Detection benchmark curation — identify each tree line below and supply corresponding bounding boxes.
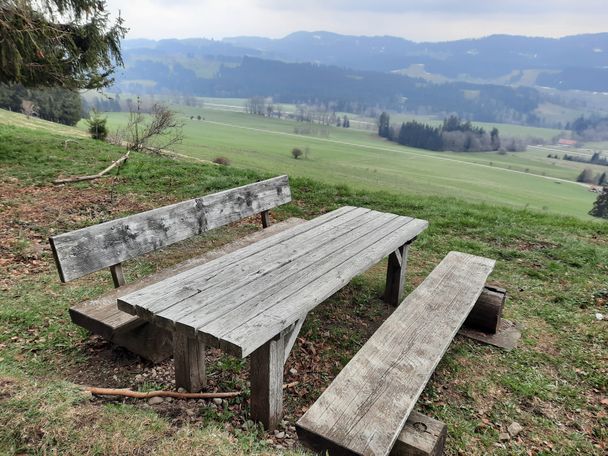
[567,115,608,142]
[563,152,608,168]
[377,113,523,152]
[0,83,82,125]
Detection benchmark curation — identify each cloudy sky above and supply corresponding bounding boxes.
[105,0,607,42]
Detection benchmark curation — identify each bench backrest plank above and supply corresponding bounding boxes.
[50,175,291,282]
[296,251,495,456]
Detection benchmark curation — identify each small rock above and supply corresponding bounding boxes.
[499,432,511,442]
[507,422,524,437]
[148,396,163,405]
[164,396,173,403]
[213,398,223,405]
[596,313,604,321]
[288,425,296,432]
[274,430,285,439]
[177,387,186,393]
[289,368,298,375]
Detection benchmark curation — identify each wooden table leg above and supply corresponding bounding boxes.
[383,240,413,306]
[250,332,285,430]
[173,330,206,392]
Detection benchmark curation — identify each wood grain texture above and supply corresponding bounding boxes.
[219,218,428,357]
[250,332,285,430]
[392,411,447,456]
[174,329,206,392]
[165,210,398,337]
[68,218,305,355]
[110,263,126,288]
[118,206,361,317]
[463,286,506,334]
[384,243,410,306]
[118,210,426,358]
[128,208,377,328]
[296,252,495,456]
[50,175,290,282]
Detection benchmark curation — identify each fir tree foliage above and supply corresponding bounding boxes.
[86,109,108,140]
[589,187,608,219]
[0,0,126,89]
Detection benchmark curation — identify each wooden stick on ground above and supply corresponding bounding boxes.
[83,382,298,400]
[53,151,130,185]
[84,386,240,399]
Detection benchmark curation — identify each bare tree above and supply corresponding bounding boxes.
[124,99,184,152]
[21,99,38,118]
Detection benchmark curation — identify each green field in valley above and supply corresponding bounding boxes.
[86,104,602,220]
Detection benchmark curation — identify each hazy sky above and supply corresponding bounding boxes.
[105,0,608,41]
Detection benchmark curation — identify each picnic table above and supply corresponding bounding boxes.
[117,205,428,429]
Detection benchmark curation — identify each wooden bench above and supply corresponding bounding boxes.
[49,175,292,362]
[296,251,498,455]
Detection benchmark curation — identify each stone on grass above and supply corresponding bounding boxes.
[499,432,511,442]
[148,396,163,405]
[213,398,223,405]
[508,421,524,437]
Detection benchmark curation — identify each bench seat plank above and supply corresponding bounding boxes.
[296,252,495,456]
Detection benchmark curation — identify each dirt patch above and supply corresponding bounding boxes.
[0,377,17,401]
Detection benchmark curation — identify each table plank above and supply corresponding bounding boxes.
[296,252,495,456]
[219,218,428,357]
[164,211,402,335]
[135,207,376,324]
[119,206,359,315]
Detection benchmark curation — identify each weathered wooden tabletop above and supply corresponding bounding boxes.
[118,206,428,358]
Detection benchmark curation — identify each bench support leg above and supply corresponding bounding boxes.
[384,241,412,306]
[250,332,285,430]
[173,330,206,392]
[261,210,271,228]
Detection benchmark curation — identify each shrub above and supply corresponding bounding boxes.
[590,187,608,218]
[291,148,303,159]
[213,156,230,166]
[87,110,108,140]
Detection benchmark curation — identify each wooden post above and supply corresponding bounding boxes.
[110,263,125,288]
[392,411,447,456]
[173,330,206,392]
[261,210,271,228]
[464,285,506,334]
[383,241,411,306]
[250,333,285,430]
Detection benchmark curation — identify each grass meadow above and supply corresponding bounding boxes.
[0,119,606,455]
[86,106,601,219]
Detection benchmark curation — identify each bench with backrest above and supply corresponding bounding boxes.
[49,175,292,362]
[296,251,502,456]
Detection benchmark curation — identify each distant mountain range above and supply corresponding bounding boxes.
[121,31,608,89]
[111,31,608,125]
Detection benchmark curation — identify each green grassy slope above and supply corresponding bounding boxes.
[93,108,598,219]
[0,121,606,455]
